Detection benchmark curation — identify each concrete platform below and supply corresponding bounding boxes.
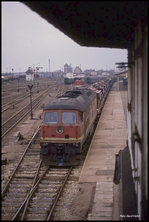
[79,85,127,220]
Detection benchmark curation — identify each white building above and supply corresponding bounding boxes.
[25,67,34,81]
[90,71,97,76]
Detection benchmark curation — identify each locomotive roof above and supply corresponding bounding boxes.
[44,87,96,112]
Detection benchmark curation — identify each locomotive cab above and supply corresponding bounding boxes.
[40,109,84,166]
[41,109,84,140]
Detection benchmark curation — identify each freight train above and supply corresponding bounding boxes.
[40,76,115,166]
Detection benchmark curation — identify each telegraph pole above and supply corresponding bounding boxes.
[27,84,33,119]
[48,59,50,78]
[17,78,19,92]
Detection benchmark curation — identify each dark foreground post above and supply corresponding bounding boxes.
[27,84,33,119]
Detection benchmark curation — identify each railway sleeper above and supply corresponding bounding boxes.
[3,188,28,194]
[38,183,60,188]
[25,214,47,220]
[14,175,35,179]
[9,179,35,183]
[31,195,56,201]
[30,202,54,208]
[26,207,52,213]
[46,172,68,176]
[36,188,58,193]
[9,183,32,188]
[14,170,37,174]
[4,192,27,198]
[2,206,21,214]
[32,193,56,199]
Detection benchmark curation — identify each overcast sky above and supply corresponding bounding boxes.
[2,1,128,73]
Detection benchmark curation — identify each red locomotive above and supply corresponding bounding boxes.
[40,87,97,166]
[40,77,115,166]
[74,79,85,87]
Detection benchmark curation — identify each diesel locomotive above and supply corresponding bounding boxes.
[40,77,115,166]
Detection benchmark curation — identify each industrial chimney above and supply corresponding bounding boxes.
[49,59,50,73]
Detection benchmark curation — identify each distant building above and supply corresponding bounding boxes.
[73,66,82,74]
[64,63,72,73]
[73,66,85,80]
[25,67,34,81]
[90,71,97,76]
[84,69,95,75]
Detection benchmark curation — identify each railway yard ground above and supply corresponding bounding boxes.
[1,78,127,220]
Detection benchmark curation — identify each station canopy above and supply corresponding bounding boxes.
[23,1,147,49]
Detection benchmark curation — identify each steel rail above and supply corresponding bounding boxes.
[1,94,30,113]
[46,167,73,221]
[2,82,60,126]
[1,99,41,138]
[11,165,50,221]
[2,99,35,127]
[2,85,52,127]
[1,84,57,138]
[11,167,72,221]
[19,166,50,221]
[2,82,65,139]
[1,126,41,198]
[10,160,46,221]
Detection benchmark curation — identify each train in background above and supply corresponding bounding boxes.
[64,72,113,86]
[64,73,100,85]
[64,72,74,84]
[40,76,116,166]
[74,79,85,87]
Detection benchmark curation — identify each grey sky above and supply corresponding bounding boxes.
[2,1,128,73]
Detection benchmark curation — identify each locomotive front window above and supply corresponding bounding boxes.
[44,112,58,124]
[62,112,76,124]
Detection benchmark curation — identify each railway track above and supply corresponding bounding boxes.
[2,80,114,221]
[2,126,73,220]
[1,79,55,106]
[2,82,73,139]
[1,81,58,115]
[1,94,30,113]
[2,95,42,138]
[2,82,81,220]
[1,85,49,109]
[1,88,40,110]
[2,85,27,104]
[1,83,60,138]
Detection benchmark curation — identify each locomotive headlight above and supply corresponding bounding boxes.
[56,127,63,134]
